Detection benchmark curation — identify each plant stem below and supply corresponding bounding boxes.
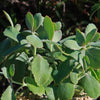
[34,47,36,56]
[12,80,22,85]
[15,85,25,97]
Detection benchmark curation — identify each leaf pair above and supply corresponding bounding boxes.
[25,12,43,32]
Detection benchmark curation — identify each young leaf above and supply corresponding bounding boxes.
[9,64,15,77]
[15,24,21,31]
[3,10,14,27]
[86,47,100,69]
[56,21,62,30]
[52,30,62,42]
[80,73,100,98]
[85,29,97,44]
[43,16,54,40]
[25,12,34,31]
[64,40,81,50]
[31,55,53,86]
[1,86,16,100]
[25,77,45,96]
[1,67,9,79]
[26,35,43,48]
[76,29,85,46]
[33,13,43,31]
[85,23,97,36]
[4,27,20,42]
[57,83,74,100]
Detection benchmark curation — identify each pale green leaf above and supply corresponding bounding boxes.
[52,30,62,42]
[26,35,43,48]
[3,11,14,27]
[55,21,62,30]
[85,23,97,36]
[4,27,20,42]
[64,40,81,50]
[1,86,16,100]
[1,67,9,79]
[15,24,21,31]
[31,55,52,86]
[46,87,55,100]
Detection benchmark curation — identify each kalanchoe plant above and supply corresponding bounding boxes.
[1,11,100,100]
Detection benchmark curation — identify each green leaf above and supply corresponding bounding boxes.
[9,64,15,77]
[43,16,54,40]
[0,38,11,55]
[13,60,25,82]
[86,47,100,69]
[4,27,20,42]
[1,86,16,100]
[70,72,78,84]
[36,26,48,39]
[56,21,62,30]
[46,87,55,100]
[25,12,34,31]
[3,10,14,27]
[85,29,97,44]
[33,13,43,31]
[76,29,85,46]
[64,40,81,50]
[89,40,100,47]
[80,73,100,98]
[53,23,57,31]
[70,51,83,67]
[2,44,25,57]
[15,24,21,31]
[26,35,43,48]
[16,52,29,63]
[1,67,9,79]
[52,30,62,42]
[31,55,53,86]
[95,69,100,82]
[25,77,45,96]
[53,59,75,83]
[92,32,100,42]
[57,83,74,100]
[85,23,97,36]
